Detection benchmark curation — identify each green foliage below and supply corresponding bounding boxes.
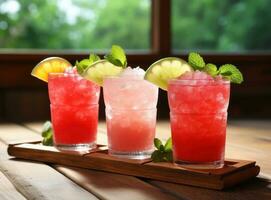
[0,0,270,51]
[151,138,173,162]
[172,0,271,51]
[0,0,150,50]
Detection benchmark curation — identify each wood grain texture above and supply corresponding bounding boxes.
[7,143,260,190]
[0,124,98,200]
[155,120,271,178]
[23,122,180,200]
[0,171,26,200]
[56,165,178,200]
[22,121,271,199]
[0,123,42,145]
[148,178,271,200]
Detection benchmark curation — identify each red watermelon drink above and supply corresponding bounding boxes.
[48,68,100,150]
[144,53,243,168]
[168,71,230,168]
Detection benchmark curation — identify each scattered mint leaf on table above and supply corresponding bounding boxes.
[42,121,53,146]
[188,52,205,70]
[151,137,173,162]
[105,45,127,68]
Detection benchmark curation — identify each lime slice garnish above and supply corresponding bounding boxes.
[81,60,124,86]
[31,57,72,82]
[144,57,193,90]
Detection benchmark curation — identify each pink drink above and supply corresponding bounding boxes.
[103,68,158,159]
[48,71,100,150]
[168,72,230,168]
[105,109,157,152]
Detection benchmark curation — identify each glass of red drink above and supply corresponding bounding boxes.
[168,73,230,168]
[48,72,100,151]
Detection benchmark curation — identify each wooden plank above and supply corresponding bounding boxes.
[150,121,271,199]
[0,124,98,200]
[56,165,178,200]
[23,122,271,199]
[0,171,26,200]
[156,121,271,178]
[22,122,179,199]
[0,123,42,145]
[7,143,260,190]
[148,178,271,200]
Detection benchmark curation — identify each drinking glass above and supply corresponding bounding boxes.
[103,76,158,159]
[168,78,230,168]
[48,73,100,151]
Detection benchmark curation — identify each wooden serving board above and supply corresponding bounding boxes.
[7,142,260,190]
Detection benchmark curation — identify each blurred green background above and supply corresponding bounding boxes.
[0,0,270,51]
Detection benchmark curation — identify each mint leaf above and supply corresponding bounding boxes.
[89,53,100,62]
[151,137,173,163]
[165,151,173,162]
[154,138,162,149]
[186,52,244,84]
[159,145,165,152]
[188,52,205,70]
[218,64,244,84]
[43,136,53,146]
[41,121,53,146]
[164,137,172,152]
[104,45,127,68]
[204,63,217,76]
[75,53,100,74]
[42,121,52,137]
[151,150,163,162]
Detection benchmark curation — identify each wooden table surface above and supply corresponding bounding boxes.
[0,120,270,200]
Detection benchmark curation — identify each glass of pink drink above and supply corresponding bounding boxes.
[48,70,100,151]
[168,72,230,168]
[103,68,158,159]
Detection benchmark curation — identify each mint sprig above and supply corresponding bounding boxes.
[42,121,53,146]
[104,45,127,68]
[204,63,217,76]
[151,138,173,162]
[188,52,244,84]
[75,53,100,74]
[188,52,205,70]
[218,64,243,84]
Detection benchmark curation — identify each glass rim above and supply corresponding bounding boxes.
[104,75,146,81]
[168,78,230,85]
[105,107,157,111]
[48,72,81,78]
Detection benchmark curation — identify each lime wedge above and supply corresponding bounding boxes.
[31,57,72,82]
[144,57,193,90]
[82,60,124,86]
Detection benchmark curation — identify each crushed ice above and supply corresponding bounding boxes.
[119,67,145,78]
